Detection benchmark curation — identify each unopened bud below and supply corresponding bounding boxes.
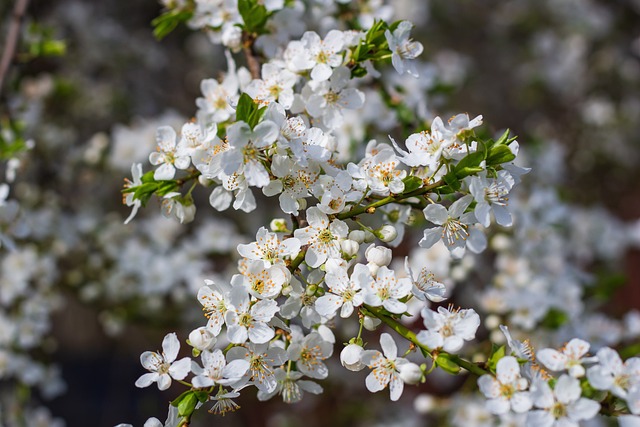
[297,198,307,210]
[376,224,398,242]
[341,239,359,257]
[188,327,217,351]
[349,230,366,244]
[340,343,365,371]
[270,218,288,232]
[362,315,381,331]
[363,230,376,243]
[365,245,392,267]
[398,363,423,385]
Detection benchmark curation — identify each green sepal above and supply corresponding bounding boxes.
[238,0,269,34]
[487,344,506,372]
[486,145,516,166]
[152,9,193,40]
[402,175,423,194]
[435,353,460,374]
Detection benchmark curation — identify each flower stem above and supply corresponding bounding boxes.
[363,305,489,376]
[336,179,444,220]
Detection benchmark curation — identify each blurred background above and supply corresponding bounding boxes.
[1,0,640,426]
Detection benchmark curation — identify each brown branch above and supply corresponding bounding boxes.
[0,0,30,97]
[242,32,260,80]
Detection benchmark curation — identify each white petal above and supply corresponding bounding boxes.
[389,375,404,401]
[419,227,442,249]
[365,369,388,392]
[248,322,275,344]
[567,398,600,421]
[135,372,158,388]
[423,204,448,225]
[154,163,175,181]
[537,349,568,372]
[315,294,342,317]
[162,333,180,363]
[157,373,172,391]
[511,391,533,413]
[496,356,520,384]
[380,333,397,360]
[169,357,191,380]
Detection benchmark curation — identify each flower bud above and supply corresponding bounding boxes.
[198,175,212,186]
[188,327,217,351]
[340,344,365,371]
[376,225,398,243]
[363,230,376,243]
[270,218,288,233]
[362,315,381,331]
[348,230,366,244]
[297,198,307,210]
[177,203,196,224]
[398,362,423,385]
[365,245,392,267]
[366,262,379,276]
[341,239,359,257]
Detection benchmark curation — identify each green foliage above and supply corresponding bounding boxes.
[21,23,66,60]
[350,20,393,77]
[0,119,29,160]
[540,308,569,330]
[238,0,269,34]
[435,353,461,374]
[152,9,193,40]
[487,344,506,372]
[172,390,209,418]
[401,175,423,194]
[122,171,180,207]
[235,93,267,129]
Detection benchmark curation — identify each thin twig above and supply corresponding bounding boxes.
[0,0,30,97]
[242,32,260,80]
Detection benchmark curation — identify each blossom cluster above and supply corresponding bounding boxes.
[2,0,640,426]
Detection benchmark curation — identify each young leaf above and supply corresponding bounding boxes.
[435,354,460,374]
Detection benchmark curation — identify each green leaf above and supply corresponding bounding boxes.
[238,0,269,33]
[235,93,265,129]
[152,9,193,40]
[443,170,461,192]
[141,171,156,183]
[435,354,460,375]
[171,390,194,407]
[487,344,506,372]
[494,129,511,147]
[177,391,199,417]
[195,391,209,403]
[235,93,254,123]
[156,180,179,197]
[540,308,569,330]
[40,39,66,57]
[486,145,516,166]
[402,176,423,194]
